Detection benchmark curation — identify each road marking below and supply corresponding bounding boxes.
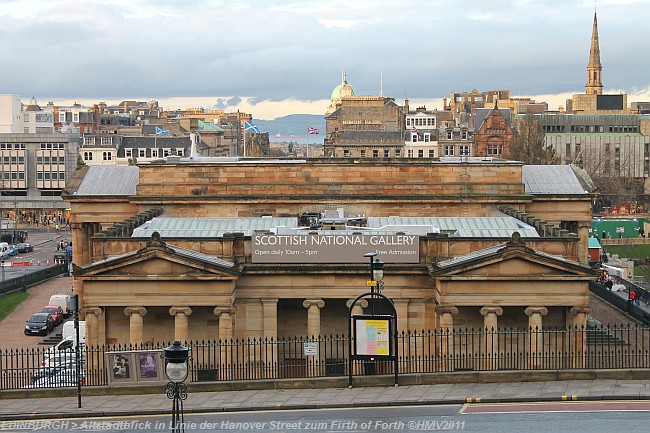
[461,400,650,414]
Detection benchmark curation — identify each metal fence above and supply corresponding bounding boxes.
[1,324,649,390]
[0,263,68,296]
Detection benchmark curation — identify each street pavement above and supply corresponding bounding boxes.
[1,378,650,420]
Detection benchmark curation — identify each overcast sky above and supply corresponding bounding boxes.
[1,0,649,119]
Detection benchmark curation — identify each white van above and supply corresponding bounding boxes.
[49,294,72,318]
[0,242,10,258]
[62,320,86,343]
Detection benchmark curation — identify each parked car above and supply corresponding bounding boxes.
[24,313,54,336]
[41,305,64,326]
[28,370,85,388]
[43,336,85,360]
[16,242,33,253]
[7,244,18,256]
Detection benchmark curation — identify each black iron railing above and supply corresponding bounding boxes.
[1,324,649,390]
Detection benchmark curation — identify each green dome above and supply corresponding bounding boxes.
[331,77,355,100]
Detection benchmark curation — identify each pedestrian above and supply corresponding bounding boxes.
[56,241,60,251]
[55,223,59,234]
[605,278,613,290]
[630,289,639,306]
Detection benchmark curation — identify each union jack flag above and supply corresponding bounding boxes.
[308,127,319,135]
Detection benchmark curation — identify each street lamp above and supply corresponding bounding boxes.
[363,252,384,314]
[1,258,4,282]
[164,340,190,433]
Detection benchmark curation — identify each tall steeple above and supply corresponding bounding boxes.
[585,11,603,95]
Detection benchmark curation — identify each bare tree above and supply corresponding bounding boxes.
[508,115,560,164]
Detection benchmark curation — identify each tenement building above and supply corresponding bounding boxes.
[64,158,595,353]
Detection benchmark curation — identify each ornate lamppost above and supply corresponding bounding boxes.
[163,340,190,433]
[363,252,384,314]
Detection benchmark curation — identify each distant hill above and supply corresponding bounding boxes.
[254,114,326,143]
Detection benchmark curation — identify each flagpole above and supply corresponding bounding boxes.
[243,124,246,158]
[306,128,309,158]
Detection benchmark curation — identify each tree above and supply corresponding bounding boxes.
[508,115,560,165]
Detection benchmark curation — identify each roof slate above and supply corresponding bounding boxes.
[75,166,139,196]
[522,165,587,195]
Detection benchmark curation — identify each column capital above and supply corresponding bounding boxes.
[124,306,147,317]
[524,306,548,317]
[435,304,459,315]
[261,298,279,306]
[213,306,235,317]
[569,306,592,316]
[80,306,102,317]
[169,306,193,317]
[303,299,325,309]
[346,299,368,309]
[480,306,503,317]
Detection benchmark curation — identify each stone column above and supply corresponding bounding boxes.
[569,306,592,368]
[303,299,325,375]
[124,306,147,346]
[261,298,279,378]
[81,307,102,347]
[302,299,325,338]
[169,307,192,343]
[214,307,235,379]
[480,306,503,370]
[436,305,458,372]
[525,306,548,369]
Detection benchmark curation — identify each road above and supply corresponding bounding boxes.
[2,401,649,432]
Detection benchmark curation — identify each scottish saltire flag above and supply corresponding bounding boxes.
[155,127,169,135]
[244,121,259,132]
[308,127,319,134]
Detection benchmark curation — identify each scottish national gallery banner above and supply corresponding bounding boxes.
[252,233,419,263]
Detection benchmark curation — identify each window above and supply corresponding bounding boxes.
[428,150,435,158]
[447,130,453,140]
[372,150,379,158]
[445,146,454,156]
[423,133,430,142]
[407,149,414,157]
[73,112,79,123]
[487,145,503,155]
[83,152,93,161]
[151,149,159,158]
[103,152,112,161]
[360,150,366,158]
[460,146,470,156]
[139,149,146,158]
[395,149,401,157]
[163,149,171,157]
[418,150,424,158]
[176,148,184,156]
[461,130,468,140]
[411,133,419,142]
[58,112,66,123]
[383,150,389,158]
[125,149,133,158]
[343,149,350,157]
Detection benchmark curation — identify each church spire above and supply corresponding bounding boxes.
[586,11,603,95]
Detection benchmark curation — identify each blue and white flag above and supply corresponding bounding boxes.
[244,121,259,133]
[155,127,169,135]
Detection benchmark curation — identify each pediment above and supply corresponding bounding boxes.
[448,255,587,278]
[432,238,595,280]
[76,234,240,280]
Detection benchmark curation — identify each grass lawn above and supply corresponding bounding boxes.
[604,244,650,259]
[0,290,28,321]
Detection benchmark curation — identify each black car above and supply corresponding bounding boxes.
[25,313,54,336]
[16,243,33,253]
